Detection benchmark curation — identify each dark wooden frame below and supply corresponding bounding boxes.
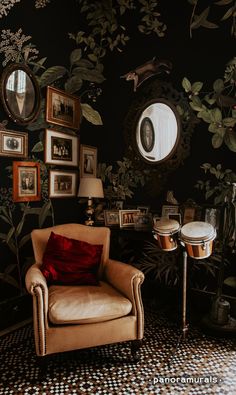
[0,63,40,125]
[104,209,120,227]
[0,129,28,158]
[13,161,41,202]
[46,86,81,130]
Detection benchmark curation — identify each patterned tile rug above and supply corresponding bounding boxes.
[0,306,236,395]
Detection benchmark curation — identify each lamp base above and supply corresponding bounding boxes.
[84,199,95,226]
[85,217,94,226]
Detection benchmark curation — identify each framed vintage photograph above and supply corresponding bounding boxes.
[104,210,120,227]
[13,161,41,202]
[49,169,78,198]
[168,213,182,225]
[161,205,179,217]
[134,212,153,231]
[137,205,150,214]
[46,86,81,130]
[80,144,97,178]
[45,128,79,167]
[183,207,196,224]
[0,130,28,158]
[113,200,124,210]
[119,209,140,228]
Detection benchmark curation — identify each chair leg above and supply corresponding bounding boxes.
[130,339,142,362]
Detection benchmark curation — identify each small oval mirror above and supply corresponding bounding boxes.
[0,63,40,125]
[135,99,181,164]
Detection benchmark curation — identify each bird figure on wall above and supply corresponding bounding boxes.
[120,57,172,92]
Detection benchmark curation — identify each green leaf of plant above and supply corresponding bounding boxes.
[70,48,82,66]
[19,233,31,249]
[200,20,218,29]
[81,103,103,125]
[211,108,222,122]
[32,57,47,74]
[39,66,68,88]
[72,67,105,83]
[6,227,15,244]
[182,77,192,92]
[31,141,44,152]
[5,263,16,274]
[221,7,233,21]
[191,7,210,29]
[65,75,83,94]
[224,276,236,288]
[39,200,52,228]
[223,117,236,127]
[224,130,236,152]
[215,0,233,5]
[192,81,203,93]
[0,232,7,241]
[0,214,12,226]
[198,110,212,123]
[213,78,224,92]
[212,133,223,148]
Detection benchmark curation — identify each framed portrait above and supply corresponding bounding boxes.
[168,213,182,225]
[13,161,41,202]
[183,207,196,224]
[112,200,124,210]
[49,169,78,198]
[46,86,81,130]
[0,130,28,158]
[119,209,140,228]
[45,128,79,167]
[104,210,120,227]
[161,205,179,217]
[137,205,150,214]
[134,212,152,231]
[80,144,97,178]
[140,117,155,152]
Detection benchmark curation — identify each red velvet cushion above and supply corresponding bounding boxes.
[41,231,103,285]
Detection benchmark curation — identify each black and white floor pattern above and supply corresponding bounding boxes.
[1,307,236,394]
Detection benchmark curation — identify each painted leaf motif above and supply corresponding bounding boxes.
[70,48,82,65]
[72,67,105,83]
[0,273,20,289]
[182,77,192,92]
[39,66,68,88]
[212,133,223,148]
[31,141,44,152]
[224,130,236,152]
[81,103,103,125]
[65,75,83,94]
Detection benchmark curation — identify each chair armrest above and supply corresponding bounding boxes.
[25,263,49,356]
[25,263,48,295]
[104,258,144,307]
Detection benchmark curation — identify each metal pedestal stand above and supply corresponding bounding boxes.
[165,249,189,366]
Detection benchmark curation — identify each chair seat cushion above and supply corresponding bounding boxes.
[41,231,103,286]
[48,281,132,324]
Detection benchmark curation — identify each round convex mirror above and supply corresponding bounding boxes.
[0,63,40,125]
[135,99,181,164]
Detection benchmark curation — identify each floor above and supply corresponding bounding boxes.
[1,302,236,394]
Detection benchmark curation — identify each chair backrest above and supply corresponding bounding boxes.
[31,223,110,277]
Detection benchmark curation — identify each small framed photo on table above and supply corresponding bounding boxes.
[49,169,78,198]
[104,210,120,227]
[13,161,41,202]
[0,130,28,158]
[161,205,179,217]
[46,86,81,130]
[80,144,97,178]
[119,209,140,228]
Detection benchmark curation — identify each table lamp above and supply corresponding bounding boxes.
[77,177,104,225]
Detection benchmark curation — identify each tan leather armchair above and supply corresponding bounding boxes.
[25,223,145,359]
